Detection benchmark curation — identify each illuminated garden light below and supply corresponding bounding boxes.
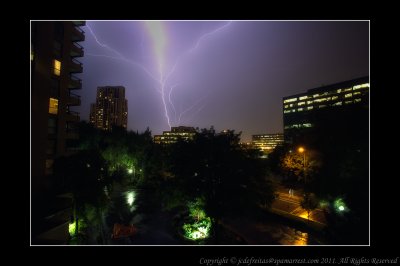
[126,191,136,206]
[69,222,76,236]
[334,198,348,213]
[127,168,133,174]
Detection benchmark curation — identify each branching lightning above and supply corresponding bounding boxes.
[87,21,233,130]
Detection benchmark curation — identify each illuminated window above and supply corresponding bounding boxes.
[31,49,34,61]
[344,88,352,92]
[345,93,352,98]
[289,104,294,107]
[354,98,362,103]
[314,98,327,103]
[299,96,308,100]
[49,98,58,114]
[307,100,313,105]
[298,108,304,111]
[333,101,342,106]
[303,123,312,127]
[283,98,297,103]
[313,94,320,98]
[284,110,290,114]
[353,91,361,95]
[337,89,342,93]
[284,105,288,108]
[353,83,369,90]
[307,106,313,110]
[53,59,61,76]
[332,96,338,100]
[298,101,305,106]
[345,100,353,104]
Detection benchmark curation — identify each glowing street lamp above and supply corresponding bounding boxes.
[298,146,306,183]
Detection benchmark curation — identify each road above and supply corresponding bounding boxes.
[271,187,326,225]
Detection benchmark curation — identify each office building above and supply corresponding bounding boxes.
[283,76,369,144]
[154,126,196,145]
[252,133,284,157]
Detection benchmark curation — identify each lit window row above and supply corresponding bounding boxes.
[283,98,297,103]
[353,83,369,90]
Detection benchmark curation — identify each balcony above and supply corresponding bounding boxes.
[72,21,86,27]
[70,42,84,58]
[69,58,83,73]
[66,110,80,122]
[67,92,81,106]
[68,75,82,90]
[66,129,79,139]
[71,26,85,42]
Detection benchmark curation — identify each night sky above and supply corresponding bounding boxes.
[77,21,369,142]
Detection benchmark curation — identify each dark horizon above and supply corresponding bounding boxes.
[78,20,369,141]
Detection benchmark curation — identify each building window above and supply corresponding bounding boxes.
[49,98,58,114]
[345,93,352,98]
[45,159,54,175]
[48,117,57,135]
[299,96,308,100]
[46,140,56,155]
[53,59,61,76]
[283,98,297,103]
[353,83,369,90]
[51,78,60,97]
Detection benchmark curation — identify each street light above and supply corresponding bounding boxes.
[298,146,306,183]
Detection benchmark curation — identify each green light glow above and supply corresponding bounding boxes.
[183,217,212,240]
[69,222,76,236]
[128,168,133,174]
[126,191,136,206]
[334,198,348,213]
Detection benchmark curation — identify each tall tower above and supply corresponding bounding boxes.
[90,86,128,131]
[31,21,85,244]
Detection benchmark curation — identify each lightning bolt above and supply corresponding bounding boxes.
[86,23,161,89]
[87,21,233,130]
[145,21,233,128]
[177,94,209,125]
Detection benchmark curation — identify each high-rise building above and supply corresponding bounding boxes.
[252,133,284,157]
[154,126,196,145]
[89,86,128,131]
[283,76,369,144]
[31,21,85,244]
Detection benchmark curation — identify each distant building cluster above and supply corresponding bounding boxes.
[89,86,128,131]
[154,126,196,145]
[252,134,284,157]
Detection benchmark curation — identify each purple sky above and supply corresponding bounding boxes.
[77,21,369,142]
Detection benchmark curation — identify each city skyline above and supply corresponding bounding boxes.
[78,20,369,142]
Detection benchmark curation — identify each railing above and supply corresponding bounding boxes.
[71,58,82,66]
[68,75,82,89]
[69,91,81,98]
[72,41,83,50]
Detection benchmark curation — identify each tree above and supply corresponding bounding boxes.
[300,192,319,220]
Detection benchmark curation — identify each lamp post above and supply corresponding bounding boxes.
[298,147,306,184]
